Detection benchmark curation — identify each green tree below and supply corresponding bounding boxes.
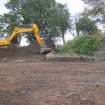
[82,0,103,6]
[82,0,105,23]
[1,0,71,44]
[50,4,70,43]
[76,16,98,36]
[0,15,7,32]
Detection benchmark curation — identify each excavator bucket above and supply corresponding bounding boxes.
[40,37,55,54]
[40,46,52,54]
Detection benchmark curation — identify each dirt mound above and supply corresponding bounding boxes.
[0,45,40,58]
[0,45,46,62]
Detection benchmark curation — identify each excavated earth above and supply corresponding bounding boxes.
[0,45,105,105]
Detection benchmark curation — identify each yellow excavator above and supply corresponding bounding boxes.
[0,23,51,54]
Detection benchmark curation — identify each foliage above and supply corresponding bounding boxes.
[76,16,98,35]
[82,0,105,23]
[58,36,102,56]
[0,15,7,32]
[0,0,71,42]
[49,3,70,43]
[82,0,104,6]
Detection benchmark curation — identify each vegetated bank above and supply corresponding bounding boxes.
[57,35,102,56]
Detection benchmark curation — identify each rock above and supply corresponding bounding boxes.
[45,50,56,60]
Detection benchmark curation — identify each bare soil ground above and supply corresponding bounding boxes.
[0,46,105,105]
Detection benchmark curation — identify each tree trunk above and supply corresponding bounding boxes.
[62,33,65,44]
[77,31,80,37]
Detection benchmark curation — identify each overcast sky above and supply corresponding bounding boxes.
[0,0,8,15]
[0,0,85,15]
[56,0,85,15]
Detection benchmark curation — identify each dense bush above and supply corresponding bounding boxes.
[58,36,102,56]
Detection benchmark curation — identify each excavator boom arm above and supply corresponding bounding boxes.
[0,23,51,54]
[9,28,33,41]
[2,24,45,47]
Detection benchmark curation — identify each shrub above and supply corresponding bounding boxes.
[58,36,102,56]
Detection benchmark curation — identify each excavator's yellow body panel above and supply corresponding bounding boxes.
[32,24,45,46]
[0,39,11,46]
